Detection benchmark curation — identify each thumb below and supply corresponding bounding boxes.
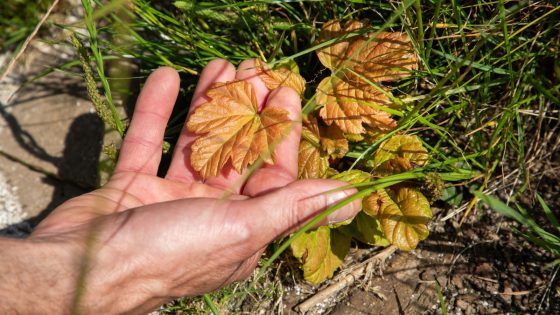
[240,179,362,242]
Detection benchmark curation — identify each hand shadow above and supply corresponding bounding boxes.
[0,113,104,237]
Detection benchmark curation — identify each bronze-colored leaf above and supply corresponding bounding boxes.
[291,226,352,284]
[320,123,348,159]
[317,20,364,71]
[298,117,349,178]
[298,117,329,179]
[372,135,428,173]
[316,20,418,82]
[187,80,291,179]
[256,59,306,96]
[345,32,418,82]
[317,76,397,134]
[364,186,432,251]
[330,169,371,185]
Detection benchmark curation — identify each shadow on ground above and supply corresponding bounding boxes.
[0,111,103,237]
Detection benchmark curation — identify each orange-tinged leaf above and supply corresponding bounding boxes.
[317,76,397,134]
[256,59,306,96]
[187,81,291,179]
[364,186,432,251]
[316,20,418,82]
[329,169,371,185]
[345,32,418,82]
[291,226,352,284]
[317,20,364,70]
[298,117,350,178]
[320,123,348,159]
[298,117,329,179]
[371,135,428,173]
[380,156,412,173]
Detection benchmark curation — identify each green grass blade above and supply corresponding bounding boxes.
[537,194,560,232]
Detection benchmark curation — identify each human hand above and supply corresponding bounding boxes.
[1,59,360,314]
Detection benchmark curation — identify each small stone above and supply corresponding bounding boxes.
[457,299,469,310]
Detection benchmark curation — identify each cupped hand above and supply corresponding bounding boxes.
[30,59,361,314]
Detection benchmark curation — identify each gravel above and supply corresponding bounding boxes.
[0,170,26,229]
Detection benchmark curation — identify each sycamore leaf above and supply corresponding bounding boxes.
[345,32,418,82]
[371,135,428,173]
[291,226,352,284]
[344,126,388,144]
[317,19,364,70]
[327,169,371,227]
[256,59,306,96]
[330,169,371,185]
[364,186,432,251]
[339,212,390,246]
[317,20,418,82]
[317,76,397,134]
[187,80,291,179]
[298,117,349,178]
[298,117,329,179]
[320,122,348,159]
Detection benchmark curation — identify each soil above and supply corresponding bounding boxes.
[1,40,559,315]
[324,208,560,315]
[280,205,559,314]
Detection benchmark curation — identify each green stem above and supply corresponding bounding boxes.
[203,294,220,315]
[414,0,424,52]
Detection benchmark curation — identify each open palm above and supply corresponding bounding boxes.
[28,59,360,314]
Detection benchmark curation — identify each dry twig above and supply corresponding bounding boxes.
[295,245,397,313]
[0,0,60,82]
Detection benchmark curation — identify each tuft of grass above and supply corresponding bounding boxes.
[0,0,51,53]
[80,0,125,136]
[477,192,560,266]
[436,279,448,315]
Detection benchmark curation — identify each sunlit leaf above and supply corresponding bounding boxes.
[317,19,364,70]
[320,123,348,159]
[291,226,352,284]
[328,169,371,227]
[339,212,390,246]
[298,117,329,179]
[187,80,291,179]
[317,76,397,134]
[372,135,428,173]
[330,169,371,185]
[364,186,432,251]
[256,59,306,96]
[298,117,349,178]
[317,20,418,82]
[345,32,418,82]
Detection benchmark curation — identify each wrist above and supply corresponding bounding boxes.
[50,218,165,315]
[60,215,169,314]
[0,236,77,314]
[0,225,161,315]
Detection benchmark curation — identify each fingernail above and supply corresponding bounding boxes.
[325,190,362,224]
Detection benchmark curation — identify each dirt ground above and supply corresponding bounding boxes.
[1,39,559,314]
[0,41,104,236]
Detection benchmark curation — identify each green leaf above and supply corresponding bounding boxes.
[476,192,560,256]
[364,186,432,251]
[441,185,463,206]
[291,226,352,284]
[371,135,428,174]
[537,193,560,232]
[330,169,372,185]
[338,212,390,246]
